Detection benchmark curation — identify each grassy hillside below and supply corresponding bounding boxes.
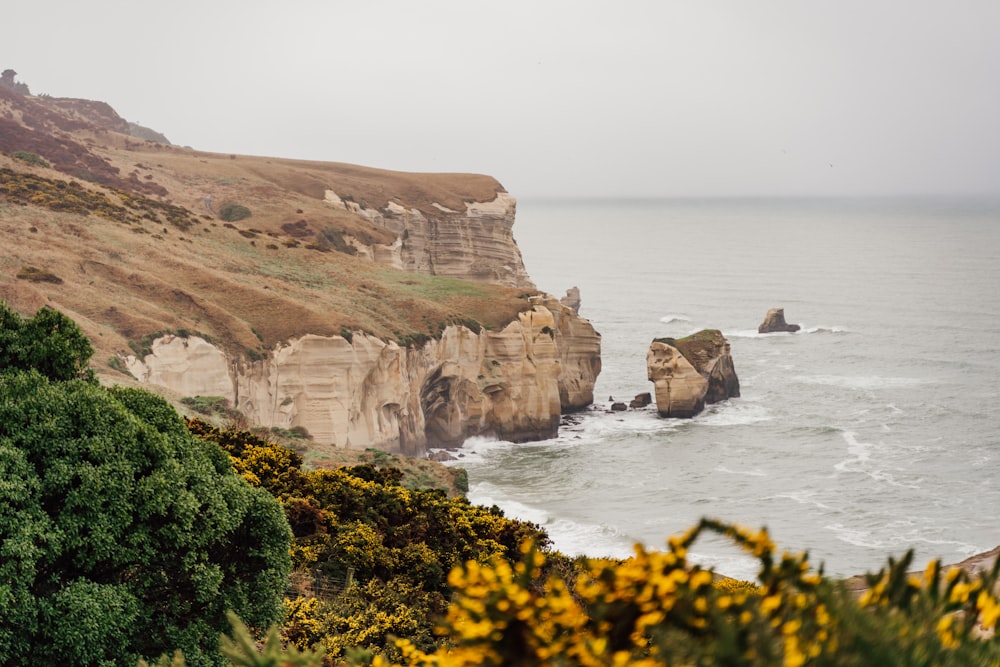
[0,90,537,382]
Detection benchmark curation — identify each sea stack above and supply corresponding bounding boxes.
[758,307,801,333]
[646,329,740,418]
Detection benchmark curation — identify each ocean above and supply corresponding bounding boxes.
[446,197,1000,580]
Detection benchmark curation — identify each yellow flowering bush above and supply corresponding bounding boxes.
[372,518,1000,667]
[186,420,553,663]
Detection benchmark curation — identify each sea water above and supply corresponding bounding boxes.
[446,197,1000,579]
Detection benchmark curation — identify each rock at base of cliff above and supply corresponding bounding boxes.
[646,330,740,418]
[758,307,801,333]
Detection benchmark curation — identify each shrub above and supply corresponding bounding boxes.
[0,312,292,666]
[180,395,238,418]
[107,354,135,378]
[15,265,63,284]
[0,302,93,381]
[11,150,49,168]
[219,203,252,222]
[186,419,551,663]
[371,518,1000,667]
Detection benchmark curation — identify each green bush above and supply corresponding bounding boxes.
[0,302,94,382]
[0,374,293,666]
[10,150,49,168]
[219,203,252,222]
[0,307,292,666]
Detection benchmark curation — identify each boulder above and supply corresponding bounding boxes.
[758,307,800,333]
[629,392,652,409]
[610,402,628,412]
[646,329,740,418]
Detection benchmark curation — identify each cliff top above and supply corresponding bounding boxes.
[0,86,535,379]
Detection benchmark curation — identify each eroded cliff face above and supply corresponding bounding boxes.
[325,190,535,289]
[124,297,599,455]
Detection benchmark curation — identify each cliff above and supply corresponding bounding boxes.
[325,189,534,289]
[125,295,600,455]
[0,87,600,453]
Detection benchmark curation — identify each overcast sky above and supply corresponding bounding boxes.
[5,1,999,198]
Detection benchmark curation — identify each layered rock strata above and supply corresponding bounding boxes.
[325,190,535,289]
[646,329,740,418]
[124,296,600,455]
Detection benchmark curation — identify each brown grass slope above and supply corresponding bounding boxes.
[0,90,536,383]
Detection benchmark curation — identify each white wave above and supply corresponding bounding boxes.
[826,523,984,563]
[696,401,772,426]
[467,483,636,559]
[802,325,851,334]
[833,432,922,488]
[725,325,849,338]
[768,491,835,511]
[659,314,692,324]
[834,431,872,472]
[716,465,767,477]
[724,329,777,339]
[796,374,928,390]
[439,435,517,466]
[825,523,885,549]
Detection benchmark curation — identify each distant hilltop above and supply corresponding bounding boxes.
[1,67,170,144]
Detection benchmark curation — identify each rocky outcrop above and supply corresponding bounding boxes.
[646,330,740,418]
[325,189,534,289]
[560,287,581,314]
[758,307,800,333]
[630,392,652,409]
[124,297,600,455]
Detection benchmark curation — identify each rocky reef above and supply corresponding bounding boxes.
[646,330,740,418]
[125,295,600,455]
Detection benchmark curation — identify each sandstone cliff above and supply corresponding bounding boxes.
[125,295,600,455]
[646,330,740,418]
[325,189,534,289]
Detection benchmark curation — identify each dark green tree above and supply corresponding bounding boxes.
[0,307,293,666]
[0,302,95,381]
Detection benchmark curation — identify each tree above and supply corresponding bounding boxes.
[0,307,292,666]
[0,302,94,382]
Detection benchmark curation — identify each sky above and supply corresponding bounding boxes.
[4,1,999,198]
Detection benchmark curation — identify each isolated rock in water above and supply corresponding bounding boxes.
[610,402,628,412]
[560,286,581,314]
[629,392,652,409]
[646,342,708,418]
[646,329,740,418]
[758,307,800,333]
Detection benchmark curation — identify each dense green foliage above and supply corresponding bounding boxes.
[0,301,94,381]
[219,203,252,222]
[0,307,292,666]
